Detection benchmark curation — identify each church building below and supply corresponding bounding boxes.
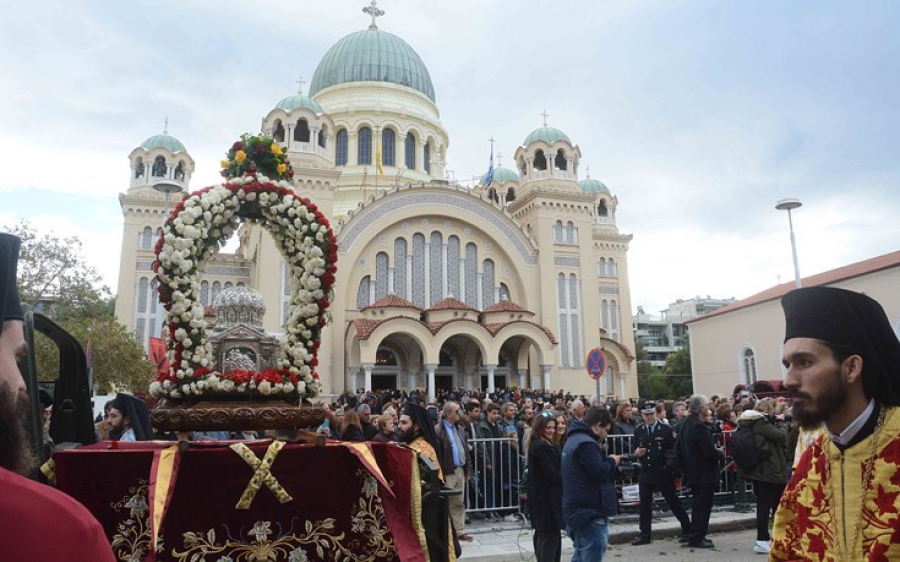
[114,4,638,400]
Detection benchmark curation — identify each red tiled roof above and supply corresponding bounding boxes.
[353,316,558,344]
[426,296,480,312]
[360,294,421,312]
[483,321,558,344]
[689,249,900,323]
[483,300,531,313]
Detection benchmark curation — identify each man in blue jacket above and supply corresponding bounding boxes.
[562,406,624,561]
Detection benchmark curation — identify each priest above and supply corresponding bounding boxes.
[771,286,900,560]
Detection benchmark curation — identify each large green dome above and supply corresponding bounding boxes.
[523,126,570,146]
[309,26,435,102]
[140,133,186,153]
[482,167,519,184]
[275,93,324,114]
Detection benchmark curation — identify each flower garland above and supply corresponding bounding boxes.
[150,135,337,400]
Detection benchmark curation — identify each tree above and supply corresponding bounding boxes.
[7,222,155,392]
[636,335,694,400]
[661,334,694,398]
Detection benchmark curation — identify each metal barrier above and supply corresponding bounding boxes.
[466,430,755,517]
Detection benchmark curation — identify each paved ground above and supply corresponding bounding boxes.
[458,507,759,562]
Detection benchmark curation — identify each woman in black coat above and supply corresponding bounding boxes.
[527,413,563,562]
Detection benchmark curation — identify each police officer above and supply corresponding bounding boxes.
[631,402,691,545]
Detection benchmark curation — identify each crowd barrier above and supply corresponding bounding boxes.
[465,430,755,517]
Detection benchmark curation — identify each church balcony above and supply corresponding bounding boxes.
[288,140,329,158]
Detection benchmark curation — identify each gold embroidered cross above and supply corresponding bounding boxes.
[230,441,293,509]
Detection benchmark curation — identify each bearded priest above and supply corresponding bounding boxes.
[771,287,900,561]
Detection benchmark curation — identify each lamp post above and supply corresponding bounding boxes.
[152,179,184,339]
[775,198,803,288]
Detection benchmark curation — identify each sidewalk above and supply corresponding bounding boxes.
[458,508,757,561]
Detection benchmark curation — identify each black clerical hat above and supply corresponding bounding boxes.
[0,233,23,333]
[782,286,900,406]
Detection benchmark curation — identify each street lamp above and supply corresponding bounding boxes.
[775,198,803,288]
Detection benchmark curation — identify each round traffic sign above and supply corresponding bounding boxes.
[586,348,606,380]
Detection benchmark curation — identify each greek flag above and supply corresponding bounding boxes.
[484,145,494,187]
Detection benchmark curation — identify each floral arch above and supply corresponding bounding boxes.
[151,134,338,401]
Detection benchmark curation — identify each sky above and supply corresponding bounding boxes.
[2,0,899,316]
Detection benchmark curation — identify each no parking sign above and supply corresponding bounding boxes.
[586,348,606,380]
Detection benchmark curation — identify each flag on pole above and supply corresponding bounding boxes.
[484,144,494,187]
[375,136,384,176]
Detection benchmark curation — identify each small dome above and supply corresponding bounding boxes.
[579,178,610,194]
[310,27,435,102]
[140,133,186,153]
[523,126,570,146]
[213,286,266,330]
[482,167,519,184]
[275,93,325,114]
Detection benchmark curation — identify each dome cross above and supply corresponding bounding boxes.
[163,117,169,135]
[295,75,306,94]
[497,151,503,167]
[363,0,385,29]
[541,109,549,126]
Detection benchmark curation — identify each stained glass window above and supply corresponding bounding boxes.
[357,276,370,309]
[464,243,477,307]
[335,129,348,166]
[375,252,389,300]
[137,278,148,313]
[412,233,426,308]
[482,259,495,308]
[405,133,416,170]
[382,129,395,167]
[394,238,407,299]
[447,236,460,298]
[358,127,372,165]
[200,281,209,306]
[430,232,442,305]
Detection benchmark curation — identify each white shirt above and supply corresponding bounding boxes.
[826,398,875,446]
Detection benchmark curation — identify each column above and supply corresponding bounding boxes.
[363,362,374,392]
[526,157,534,178]
[541,364,552,390]
[517,369,526,389]
[405,370,416,392]
[617,371,627,399]
[426,363,437,402]
[486,363,497,393]
[286,124,295,150]
[346,365,359,393]
[465,369,473,390]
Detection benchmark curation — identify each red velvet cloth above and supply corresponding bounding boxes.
[54,441,425,561]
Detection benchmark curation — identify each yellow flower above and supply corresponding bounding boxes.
[235,150,246,164]
[277,163,287,174]
[271,143,283,156]
[220,160,230,169]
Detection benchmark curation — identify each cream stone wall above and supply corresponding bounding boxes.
[690,266,900,398]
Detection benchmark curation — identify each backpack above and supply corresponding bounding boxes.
[730,425,770,472]
[665,428,684,475]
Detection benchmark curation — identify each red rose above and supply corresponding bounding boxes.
[233,141,243,150]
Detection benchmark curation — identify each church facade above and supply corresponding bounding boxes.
[114,8,638,400]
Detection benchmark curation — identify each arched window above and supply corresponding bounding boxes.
[200,281,209,306]
[150,279,158,315]
[394,238,407,299]
[505,188,516,203]
[608,258,617,278]
[140,226,153,250]
[335,129,348,166]
[601,300,610,331]
[534,150,547,171]
[137,278,149,313]
[357,276,371,309]
[482,259,495,308]
[430,232,442,305]
[447,235,460,298]
[358,127,372,165]
[554,220,563,243]
[274,120,285,143]
[499,283,510,301]
[599,258,607,277]
[598,200,608,217]
[565,221,575,243]
[294,119,310,142]
[610,299,619,340]
[742,347,758,384]
[464,243,477,307]
[412,233,426,307]
[557,274,569,366]
[152,156,167,177]
[555,149,567,170]
[318,124,328,148]
[569,274,581,366]
[174,161,185,181]
[405,133,416,169]
[423,142,431,174]
[375,252,389,299]
[224,282,233,290]
[382,129,395,167]
[212,281,221,304]
[134,157,144,178]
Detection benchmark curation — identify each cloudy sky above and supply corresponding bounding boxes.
[2,0,898,316]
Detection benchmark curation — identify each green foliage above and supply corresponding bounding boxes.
[636,334,694,399]
[7,221,155,392]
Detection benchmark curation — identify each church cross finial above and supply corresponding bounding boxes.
[295,75,306,94]
[586,164,590,178]
[163,117,169,135]
[541,110,549,127]
[363,0,385,29]
[496,151,503,168]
